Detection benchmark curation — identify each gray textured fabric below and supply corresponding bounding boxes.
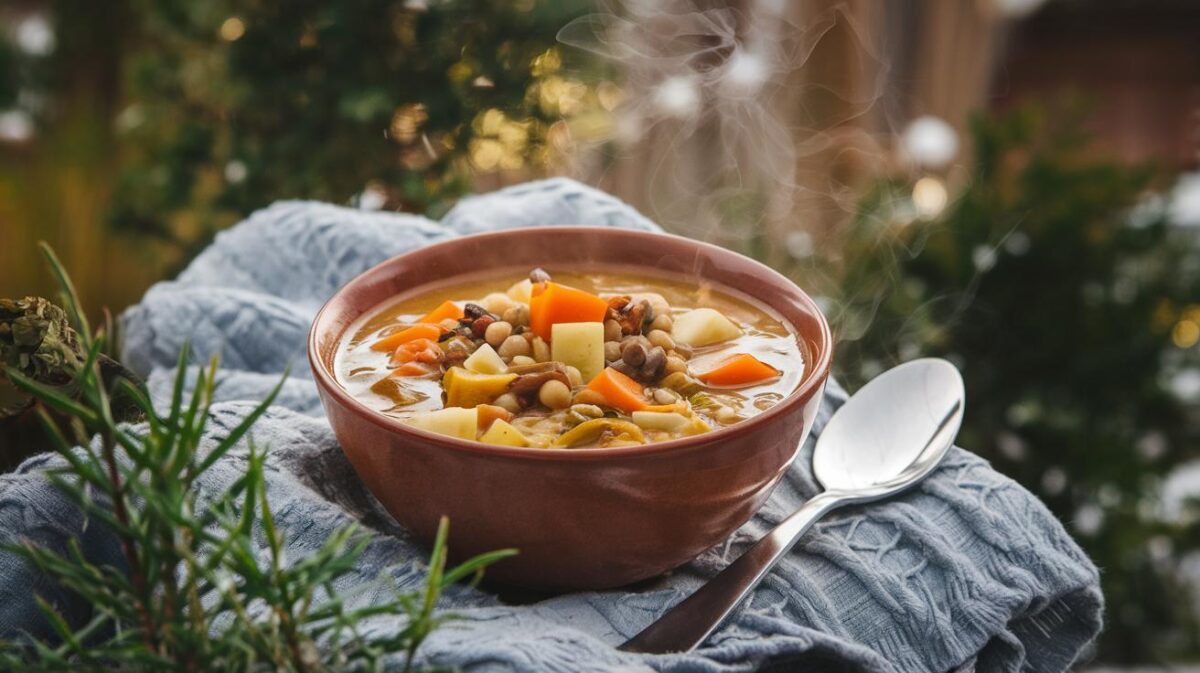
[0,178,1103,672]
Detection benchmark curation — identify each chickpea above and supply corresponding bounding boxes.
[603,319,623,342]
[498,334,531,359]
[650,313,674,332]
[647,329,675,352]
[531,336,551,363]
[510,355,536,367]
[502,305,530,327]
[538,379,572,410]
[664,355,688,374]
[573,388,608,406]
[484,320,513,348]
[564,365,583,387]
[481,292,516,315]
[603,341,622,363]
[494,393,521,414]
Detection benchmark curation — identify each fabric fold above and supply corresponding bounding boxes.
[0,178,1101,672]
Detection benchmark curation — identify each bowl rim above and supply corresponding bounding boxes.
[308,225,832,462]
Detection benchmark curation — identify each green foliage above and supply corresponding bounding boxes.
[109,0,593,257]
[1,247,517,671]
[785,105,1200,662]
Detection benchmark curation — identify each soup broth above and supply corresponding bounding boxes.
[336,268,804,448]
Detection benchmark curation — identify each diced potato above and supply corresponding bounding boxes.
[631,411,690,432]
[479,419,529,447]
[671,308,742,347]
[463,343,507,375]
[550,322,605,383]
[506,278,533,304]
[408,407,478,441]
[443,367,517,408]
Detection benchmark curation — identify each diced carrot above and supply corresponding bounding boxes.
[371,323,443,352]
[476,404,514,431]
[528,282,610,341]
[389,337,443,366]
[694,353,780,387]
[391,361,438,378]
[418,300,464,325]
[586,367,649,413]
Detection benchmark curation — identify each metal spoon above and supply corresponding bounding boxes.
[620,358,965,654]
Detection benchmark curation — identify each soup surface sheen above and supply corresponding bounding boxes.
[336,268,804,448]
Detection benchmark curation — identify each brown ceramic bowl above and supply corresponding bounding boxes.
[309,226,832,591]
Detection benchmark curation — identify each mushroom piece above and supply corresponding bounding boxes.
[508,362,571,399]
[606,296,652,336]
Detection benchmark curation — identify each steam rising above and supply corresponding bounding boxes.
[557,1,894,259]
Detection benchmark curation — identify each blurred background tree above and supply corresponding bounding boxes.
[0,0,603,305]
[792,106,1200,661]
[110,0,600,257]
[2,0,1199,666]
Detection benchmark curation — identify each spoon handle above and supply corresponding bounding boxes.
[619,491,843,654]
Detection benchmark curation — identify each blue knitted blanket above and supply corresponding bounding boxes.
[0,178,1102,672]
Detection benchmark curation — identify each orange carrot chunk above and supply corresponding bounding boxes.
[476,404,514,432]
[417,300,464,325]
[586,367,650,413]
[694,353,780,387]
[371,323,443,352]
[528,282,610,341]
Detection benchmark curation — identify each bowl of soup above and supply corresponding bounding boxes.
[309,226,832,590]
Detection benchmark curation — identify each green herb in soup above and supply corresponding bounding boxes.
[336,269,804,448]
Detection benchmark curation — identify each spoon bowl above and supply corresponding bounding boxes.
[814,358,964,494]
[620,358,965,654]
